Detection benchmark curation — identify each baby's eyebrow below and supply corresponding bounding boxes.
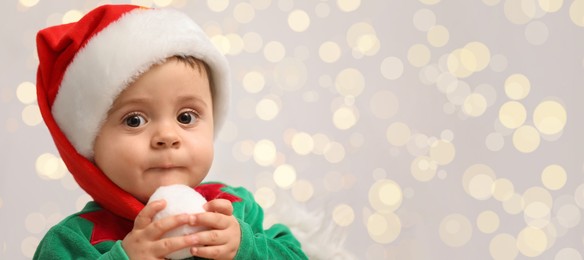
[107,97,150,115]
[177,95,209,107]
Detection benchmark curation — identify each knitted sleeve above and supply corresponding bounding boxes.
[222,186,308,260]
[33,218,129,260]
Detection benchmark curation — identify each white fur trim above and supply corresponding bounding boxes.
[264,191,356,259]
[52,8,230,158]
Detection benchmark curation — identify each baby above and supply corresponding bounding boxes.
[34,4,307,259]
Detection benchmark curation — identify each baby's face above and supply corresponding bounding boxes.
[93,59,214,203]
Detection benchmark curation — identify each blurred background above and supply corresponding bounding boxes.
[1,0,584,259]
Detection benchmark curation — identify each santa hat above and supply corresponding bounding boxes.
[36,4,230,220]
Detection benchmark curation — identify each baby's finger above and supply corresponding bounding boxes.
[190,229,227,246]
[151,234,198,257]
[193,212,232,230]
[204,199,233,216]
[144,214,193,239]
[191,244,237,260]
[134,199,166,229]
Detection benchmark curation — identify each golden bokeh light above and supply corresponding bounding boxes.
[225,33,244,55]
[464,42,491,72]
[413,9,436,32]
[533,100,567,135]
[242,71,265,93]
[556,204,581,228]
[410,156,437,182]
[263,41,286,62]
[323,141,345,163]
[575,183,584,209]
[512,125,541,153]
[523,201,551,228]
[346,22,378,56]
[335,68,364,97]
[492,178,515,201]
[517,226,548,257]
[569,0,584,27]
[256,97,280,121]
[427,25,449,47]
[288,9,310,32]
[337,0,361,12]
[439,214,473,247]
[367,212,401,244]
[462,164,496,200]
[25,213,46,234]
[291,132,314,155]
[16,82,36,104]
[555,248,583,260]
[311,133,331,155]
[538,0,563,12]
[233,2,255,23]
[499,101,527,129]
[369,179,403,213]
[523,186,553,208]
[62,10,84,24]
[541,164,567,190]
[21,236,40,258]
[525,21,549,45]
[380,57,404,80]
[332,204,355,227]
[19,0,39,7]
[502,193,525,215]
[291,180,314,202]
[243,32,264,53]
[254,187,276,209]
[462,93,488,117]
[477,210,499,234]
[319,41,342,63]
[35,153,67,180]
[447,42,491,78]
[211,34,230,55]
[429,140,455,165]
[489,233,518,260]
[408,44,431,67]
[504,73,531,100]
[333,106,358,130]
[504,0,537,25]
[253,139,277,166]
[273,164,297,189]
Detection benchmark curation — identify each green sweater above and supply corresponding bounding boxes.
[33,183,307,259]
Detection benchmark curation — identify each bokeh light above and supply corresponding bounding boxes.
[288,9,310,32]
[439,214,473,247]
[541,164,567,190]
[533,100,567,135]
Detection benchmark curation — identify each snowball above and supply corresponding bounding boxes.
[148,184,207,259]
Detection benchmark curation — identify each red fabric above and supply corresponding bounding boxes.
[80,184,242,245]
[36,4,146,221]
[196,183,242,203]
[80,209,133,245]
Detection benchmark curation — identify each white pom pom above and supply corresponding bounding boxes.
[148,184,207,259]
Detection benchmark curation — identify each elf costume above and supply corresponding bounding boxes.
[33,4,307,259]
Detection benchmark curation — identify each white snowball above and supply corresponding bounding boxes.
[148,184,207,259]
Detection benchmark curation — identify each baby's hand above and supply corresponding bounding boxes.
[190,199,241,260]
[122,200,197,260]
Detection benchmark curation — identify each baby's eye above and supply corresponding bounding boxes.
[177,110,197,125]
[124,113,147,127]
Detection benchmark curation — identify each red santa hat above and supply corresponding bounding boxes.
[36,4,230,220]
